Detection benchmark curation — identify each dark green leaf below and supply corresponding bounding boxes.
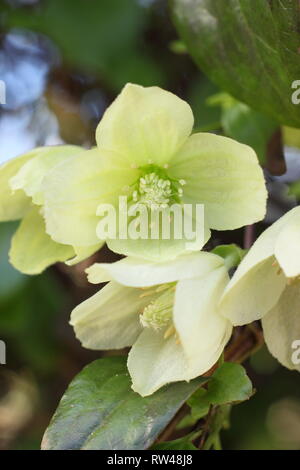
[172,0,300,127]
[42,356,208,450]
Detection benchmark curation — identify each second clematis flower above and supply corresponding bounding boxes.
[43,83,267,261]
[70,251,232,396]
[0,146,103,274]
[220,206,300,373]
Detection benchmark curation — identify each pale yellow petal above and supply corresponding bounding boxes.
[262,284,300,371]
[70,281,148,350]
[220,256,286,325]
[9,206,74,275]
[174,266,232,363]
[0,151,34,221]
[168,133,267,230]
[96,83,194,167]
[128,329,192,396]
[10,145,82,205]
[86,251,223,287]
[219,209,300,324]
[43,148,138,246]
[274,211,300,278]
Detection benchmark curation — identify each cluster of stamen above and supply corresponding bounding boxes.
[140,284,174,330]
[132,171,185,210]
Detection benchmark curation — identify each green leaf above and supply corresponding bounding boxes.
[178,363,253,429]
[212,244,245,270]
[205,362,253,405]
[208,93,278,165]
[172,0,300,127]
[152,431,200,450]
[202,404,231,450]
[41,356,208,450]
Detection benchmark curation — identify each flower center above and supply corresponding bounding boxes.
[140,285,175,330]
[132,166,185,210]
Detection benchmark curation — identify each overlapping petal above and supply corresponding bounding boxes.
[70,281,150,350]
[9,206,74,275]
[220,207,300,325]
[128,266,231,396]
[106,213,211,262]
[174,266,232,362]
[127,329,190,396]
[0,151,34,221]
[274,210,300,278]
[168,133,267,230]
[10,145,82,205]
[262,285,300,371]
[86,251,223,287]
[96,83,194,167]
[220,256,286,325]
[75,252,232,396]
[43,148,138,246]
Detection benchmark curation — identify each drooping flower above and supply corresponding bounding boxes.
[220,206,300,372]
[70,251,232,396]
[43,83,267,261]
[0,146,103,274]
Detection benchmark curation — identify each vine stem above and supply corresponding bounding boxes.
[243,224,255,250]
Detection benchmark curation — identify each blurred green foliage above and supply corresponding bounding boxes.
[208,93,278,165]
[3,0,166,90]
[0,0,299,451]
[0,222,26,300]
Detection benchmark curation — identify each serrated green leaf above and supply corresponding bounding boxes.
[41,356,208,450]
[206,362,253,405]
[172,0,300,127]
[178,363,252,429]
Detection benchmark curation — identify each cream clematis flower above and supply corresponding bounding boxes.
[43,83,267,262]
[0,146,103,274]
[220,206,300,372]
[70,252,232,396]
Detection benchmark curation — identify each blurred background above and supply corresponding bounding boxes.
[0,0,300,450]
